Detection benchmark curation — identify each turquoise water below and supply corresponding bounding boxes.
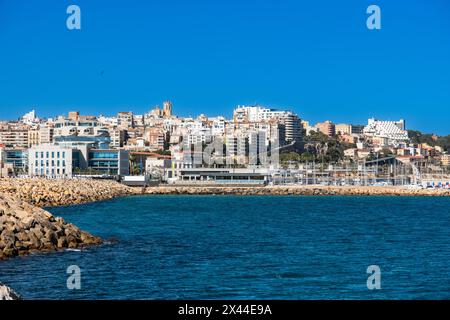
[0,195,449,299]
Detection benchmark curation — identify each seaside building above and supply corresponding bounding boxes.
[88,149,130,176]
[28,143,129,177]
[363,118,409,147]
[28,144,74,177]
[0,147,14,177]
[170,167,270,185]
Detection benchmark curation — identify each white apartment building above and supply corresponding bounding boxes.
[53,117,108,138]
[21,110,39,125]
[233,105,291,123]
[211,116,226,135]
[363,118,409,147]
[97,115,119,127]
[28,126,54,147]
[28,144,74,177]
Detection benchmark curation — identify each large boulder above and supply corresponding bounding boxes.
[0,283,21,300]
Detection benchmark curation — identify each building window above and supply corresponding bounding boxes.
[46,152,49,158]
[57,152,60,158]
[62,152,66,158]
[35,152,39,158]
[51,152,55,158]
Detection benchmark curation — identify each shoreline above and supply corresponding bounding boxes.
[144,185,450,197]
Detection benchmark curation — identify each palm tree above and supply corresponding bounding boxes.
[129,153,136,175]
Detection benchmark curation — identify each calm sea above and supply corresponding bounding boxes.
[1,195,449,299]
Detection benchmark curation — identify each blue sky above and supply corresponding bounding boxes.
[0,0,449,134]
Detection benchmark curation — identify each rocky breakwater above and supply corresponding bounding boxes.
[145,185,450,196]
[0,193,102,260]
[0,283,21,300]
[0,178,138,207]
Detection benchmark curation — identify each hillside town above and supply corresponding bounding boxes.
[0,103,449,188]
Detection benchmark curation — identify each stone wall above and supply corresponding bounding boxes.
[145,185,450,196]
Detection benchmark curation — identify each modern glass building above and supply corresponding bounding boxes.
[88,149,129,176]
[4,149,28,174]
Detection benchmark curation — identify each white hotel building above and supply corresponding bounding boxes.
[363,118,409,148]
[28,144,74,177]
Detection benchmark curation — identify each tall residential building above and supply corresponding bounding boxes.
[0,127,29,148]
[280,113,302,144]
[40,126,54,144]
[117,112,134,129]
[108,128,126,148]
[146,127,167,150]
[316,121,336,137]
[28,129,40,147]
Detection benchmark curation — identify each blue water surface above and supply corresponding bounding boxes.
[0,195,449,299]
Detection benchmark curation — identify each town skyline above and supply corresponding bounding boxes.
[1,105,448,137]
[1,1,450,135]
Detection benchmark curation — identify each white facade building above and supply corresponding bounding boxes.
[21,110,39,125]
[233,105,290,123]
[28,144,74,177]
[363,118,409,147]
